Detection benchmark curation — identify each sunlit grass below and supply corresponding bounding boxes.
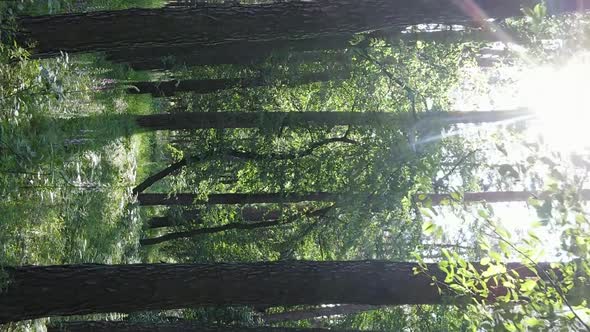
[0,49,157,272]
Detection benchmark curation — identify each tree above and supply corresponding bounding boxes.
[418,189,590,205]
[138,189,590,207]
[148,207,285,229]
[105,34,363,69]
[261,305,382,323]
[142,219,288,246]
[106,28,490,70]
[137,192,338,206]
[48,322,364,332]
[134,109,532,131]
[128,70,350,97]
[0,260,552,323]
[18,0,579,55]
[140,206,331,246]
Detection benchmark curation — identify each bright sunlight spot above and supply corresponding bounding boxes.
[520,55,590,153]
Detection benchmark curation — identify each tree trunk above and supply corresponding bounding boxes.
[132,158,188,195]
[149,207,284,228]
[141,206,330,245]
[106,36,356,69]
[106,28,498,70]
[137,192,338,206]
[18,0,560,55]
[142,219,283,246]
[106,27,491,70]
[0,261,548,323]
[149,216,179,229]
[262,304,382,322]
[128,70,350,97]
[48,321,362,332]
[134,109,533,131]
[418,189,590,205]
[148,209,203,228]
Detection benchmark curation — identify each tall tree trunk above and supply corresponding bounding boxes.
[106,36,357,69]
[106,27,488,70]
[148,209,203,228]
[128,70,350,97]
[132,158,188,195]
[261,304,382,323]
[141,206,330,246]
[0,261,548,323]
[19,0,582,56]
[141,219,285,245]
[137,192,338,206]
[149,216,180,229]
[149,207,286,229]
[418,189,590,205]
[48,322,362,332]
[134,109,533,131]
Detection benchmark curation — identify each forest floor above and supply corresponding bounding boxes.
[0,47,163,332]
[0,61,147,254]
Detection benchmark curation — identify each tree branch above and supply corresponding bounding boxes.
[132,136,358,194]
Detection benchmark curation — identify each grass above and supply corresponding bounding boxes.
[0,8,163,326]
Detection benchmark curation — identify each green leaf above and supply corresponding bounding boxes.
[496,226,511,240]
[449,283,465,293]
[503,321,518,332]
[520,279,537,293]
[524,317,543,327]
[503,281,515,289]
[482,264,506,278]
[478,209,488,219]
[480,257,491,266]
[422,221,435,235]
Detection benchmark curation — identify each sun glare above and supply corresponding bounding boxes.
[519,56,590,153]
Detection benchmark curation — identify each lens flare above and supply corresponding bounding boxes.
[519,56,590,153]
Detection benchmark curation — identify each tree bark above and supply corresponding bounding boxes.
[137,192,338,206]
[148,209,203,228]
[134,109,533,131]
[149,216,180,229]
[138,186,590,208]
[105,28,498,70]
[418,189,590,205]
[149,207,284,229]
[132,159,188,195]
[141,219,285,245]
[127,70,350,97]
[106,37,355,69]
[141,206,330,245]
[262,304,382,322]
[0,260,548,323]
[48,321,363,332]
[19,0,580,55]
[106,27,491,70]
